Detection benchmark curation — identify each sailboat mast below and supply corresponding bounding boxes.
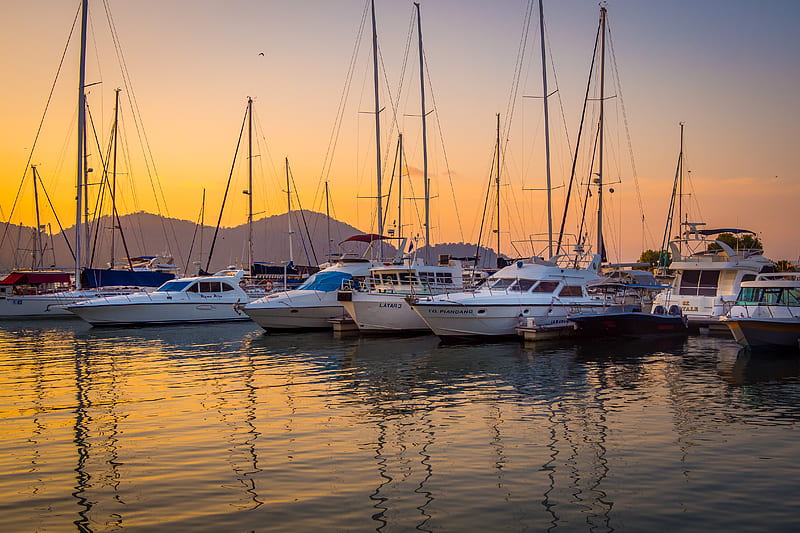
[678,121,684,240]
[324,181,331,260]
[495,112,501,262]
[398,134,404,242]
[110,88,120,269]
[31,166,43,268]
[285,157,294,263]
[247,97,254,272]
[75,0,88,289]
[414,2,430,263]
[371,0,383,255]
[538,0,553,258]
[597,6,606,261]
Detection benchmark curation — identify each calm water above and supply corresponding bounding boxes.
[1,320,798,532]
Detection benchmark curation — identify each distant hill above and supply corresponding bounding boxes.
[0,211,391,273]
[0,212,506,273]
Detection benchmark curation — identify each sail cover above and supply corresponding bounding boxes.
[81,268,175,288]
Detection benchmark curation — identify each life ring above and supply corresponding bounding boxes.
[239,280,247,289]
[261,279,274,291]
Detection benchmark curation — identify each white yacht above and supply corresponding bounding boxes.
[242,257,380,331]
[65,270,251,326]
[0,265,177,319]
[410,252,604,339]
[721,273,800,349]
[337,255,471,334]
[652,224,775,329]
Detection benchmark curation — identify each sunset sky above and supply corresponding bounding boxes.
[1,0,798,263]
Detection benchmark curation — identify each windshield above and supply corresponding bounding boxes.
[155,280,194,292]
[296,271,353,292]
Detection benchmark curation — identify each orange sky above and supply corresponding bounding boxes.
[1,0,798,262]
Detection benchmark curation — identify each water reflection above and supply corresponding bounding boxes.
[1,322,798,532]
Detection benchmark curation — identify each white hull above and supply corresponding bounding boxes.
[413,302,588,338]
[652,293,723,326]
[0,290,138,319]
[340,295,428,333]
[244,304,349,330]
[69,301,249,325]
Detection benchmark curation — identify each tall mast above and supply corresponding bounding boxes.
[31,166,43,268]
[538,0,553,258]
[324,181,331,260]
[495,113,501,263]
[371,0,383,255]
[247,97,254,271]
[75,0,88,289]
[398,134,404,242]
[414,2,430,263]
[110,87,120,269]
[678,121,684,238]
[597,6,606,261]
[370,0,383,255]
[285,157,294,263]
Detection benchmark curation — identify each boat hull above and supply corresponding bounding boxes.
[68,301,249,326]
[244,305,349,330]
[569,312,688,337]
[412,302,584,338]
[340,295,429,333]
[724,318,800,349]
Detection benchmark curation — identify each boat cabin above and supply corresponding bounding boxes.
[0,271,72,296]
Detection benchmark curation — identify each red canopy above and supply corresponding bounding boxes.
[0,271,71,285]
[340,234,389,244]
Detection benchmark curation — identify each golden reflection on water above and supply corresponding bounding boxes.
[0,321,799,532]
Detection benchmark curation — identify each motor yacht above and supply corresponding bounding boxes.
[410,252,604,339]
[721,272,800,349]
[65,269,251,326]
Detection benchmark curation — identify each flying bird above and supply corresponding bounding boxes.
[258,52,265,56]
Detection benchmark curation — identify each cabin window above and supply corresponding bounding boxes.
[199,281,222,293]
[741,274,756,283]
[296,271,352,291]
[532,281,560,293]
[509,279,535,292]
[783,288,800,305]
[678,270,720,296]
[558,285,584,297]
[186,283,199,293]
[399,272,414,284]
[156,280,193,292]
[435,272,453,284]
[489,278,516,290]
[221,282,235,292]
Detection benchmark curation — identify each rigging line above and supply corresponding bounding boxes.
[205,105,249,273]
[423,52,464,243]
[476,147,497,266]
[0,4,81,258]
[318,0,370,190]
[38,173,76,262]
[502,0,535,148]
[606,19,653,248]
[288,163,319,266]
[102,0,184,267]
[556,18,600,256]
